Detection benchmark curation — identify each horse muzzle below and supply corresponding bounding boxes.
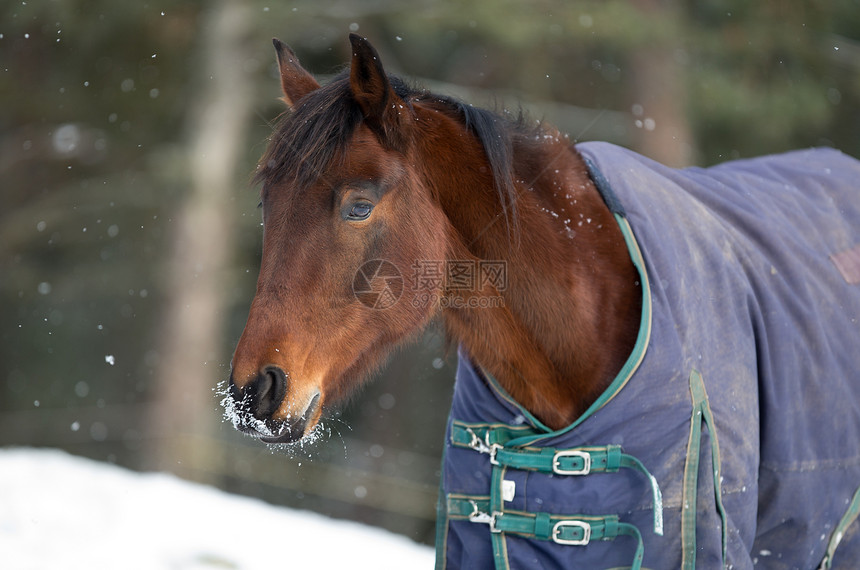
[226,366,322,444]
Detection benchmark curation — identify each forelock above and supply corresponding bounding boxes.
[255,73,363,191]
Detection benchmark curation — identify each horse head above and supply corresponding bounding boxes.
[226,35,450,443]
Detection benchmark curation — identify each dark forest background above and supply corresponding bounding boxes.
[3,0,859,545]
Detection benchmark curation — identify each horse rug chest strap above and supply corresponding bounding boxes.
[449,421,664,570]
[447,496,640,546]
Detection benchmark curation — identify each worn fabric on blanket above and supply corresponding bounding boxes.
[434,142,860,569]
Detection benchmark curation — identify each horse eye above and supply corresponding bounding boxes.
[347,202,374,221]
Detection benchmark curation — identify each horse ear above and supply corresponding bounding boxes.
[348,34,393,122]
[273,38,320,109]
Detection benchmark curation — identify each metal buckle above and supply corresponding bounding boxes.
[488,511,503,534]
[466,502,503,534]
[552,449,591,475]
[466,428,491,454]
[467,500,493,525]
[465,429,505,467]
[552,520,591,546]
[488,443,503,465]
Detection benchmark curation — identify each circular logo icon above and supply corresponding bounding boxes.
[352,259,403,310]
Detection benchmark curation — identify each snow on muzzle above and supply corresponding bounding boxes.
[224,366,321,444]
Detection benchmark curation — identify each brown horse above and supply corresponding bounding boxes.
[227,34,639,443]
[226,34,860,569]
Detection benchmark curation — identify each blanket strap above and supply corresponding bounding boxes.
[451,421,663,535]
[447,495,643,551]
[682,369,728,569]
[449,421,662,570]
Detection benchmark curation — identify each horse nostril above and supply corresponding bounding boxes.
[237,366,288,420]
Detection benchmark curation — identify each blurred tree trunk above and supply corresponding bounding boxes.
[629,0,695,167]
[145,0,255,474]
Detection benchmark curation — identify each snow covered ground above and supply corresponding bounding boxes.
[0,448,434,569]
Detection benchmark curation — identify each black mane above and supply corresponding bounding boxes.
[255,70,545,228]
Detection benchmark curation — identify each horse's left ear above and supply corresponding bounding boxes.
[348,34,392,120]
[273,38,320,109]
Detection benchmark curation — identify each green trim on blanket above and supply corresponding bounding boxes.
[819,484,860,569]
[434,441,451,570]
[682,369,728,569]
[490,465,509,568]
[573,214,652,423]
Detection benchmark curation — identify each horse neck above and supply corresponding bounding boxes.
[416,116,641,429]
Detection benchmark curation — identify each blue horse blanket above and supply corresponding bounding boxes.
[435,143,860,569]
